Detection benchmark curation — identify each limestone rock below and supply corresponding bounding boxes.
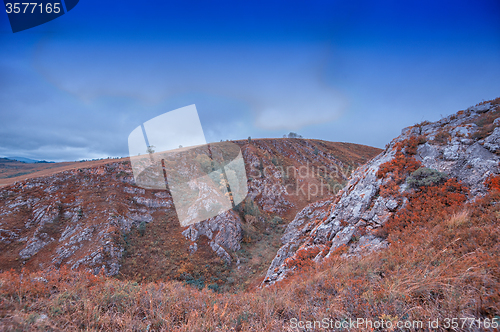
[483,127,500,154]
[263,99,500,286]
[181,210,242,263]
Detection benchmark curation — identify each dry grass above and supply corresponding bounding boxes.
[445,209,470,230]
[1,185,499,331]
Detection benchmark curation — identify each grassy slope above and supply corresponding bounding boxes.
[1,174,499,331]
[0,158,128,187]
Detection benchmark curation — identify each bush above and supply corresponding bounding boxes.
[380,177,468,235]
[485,174,500,191]
[432,130,451,145]
[470,107,500,140]
[284,246,322,270]
[270,216,283,225]
[138,221,146,236]
[404,135,427,155]
[244,198,260,217]
[407,167,448,189]
[376,140,421,197]
[286,132,303,138]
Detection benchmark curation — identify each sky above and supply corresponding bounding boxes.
[0,0,499,161]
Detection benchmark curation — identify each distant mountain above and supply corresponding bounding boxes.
[6,157,54,163]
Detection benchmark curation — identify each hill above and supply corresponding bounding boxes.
[5,157,54,164]
[263,98,500,285]
[0,139,380,292]
[0,158,127,187]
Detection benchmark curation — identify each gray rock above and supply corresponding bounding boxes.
[124,187,145,195]
[468,103,491,113]
[345,234,389,256]
[325,225,356,257]
[483,127,500,154]
[443,144,461,160]
[385,199,399,212]
[19,233,54,259]
[181,210,242,261]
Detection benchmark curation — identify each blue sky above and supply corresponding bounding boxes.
[1,0,499,161]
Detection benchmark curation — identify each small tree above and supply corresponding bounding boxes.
[244,198,260,216]
[248,136,252,143]
[146,145,155,155]
[287,132,303,138]
[138,221,146,236]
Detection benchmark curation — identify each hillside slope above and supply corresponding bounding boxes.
[264,98,500,284]
[0,158,127,187]
[0,139,379,290]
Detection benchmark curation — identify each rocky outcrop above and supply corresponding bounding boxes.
[263,198,335,283]
[181,210,242,263]
[0,163,156,275]
[264,99,500,285]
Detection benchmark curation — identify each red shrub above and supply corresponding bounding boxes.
[404,135,426,155]
[377,141,421,197]
[285,246,322,270]
[382,178,468,235]
[485,174,500,192]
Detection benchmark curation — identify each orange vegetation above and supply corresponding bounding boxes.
[284,246,322,270]
[378,178,468,237]
[485,174,500,191]
[377,140,421,198]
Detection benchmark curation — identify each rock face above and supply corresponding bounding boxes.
[0,163,162,275]
[0,139,380,277]
[264,99,500,285]
[181,210,243,263]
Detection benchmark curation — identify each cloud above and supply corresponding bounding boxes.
[254,85,346,130]
[33,38,347,131]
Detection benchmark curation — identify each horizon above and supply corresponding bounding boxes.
[1,136,383,163]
